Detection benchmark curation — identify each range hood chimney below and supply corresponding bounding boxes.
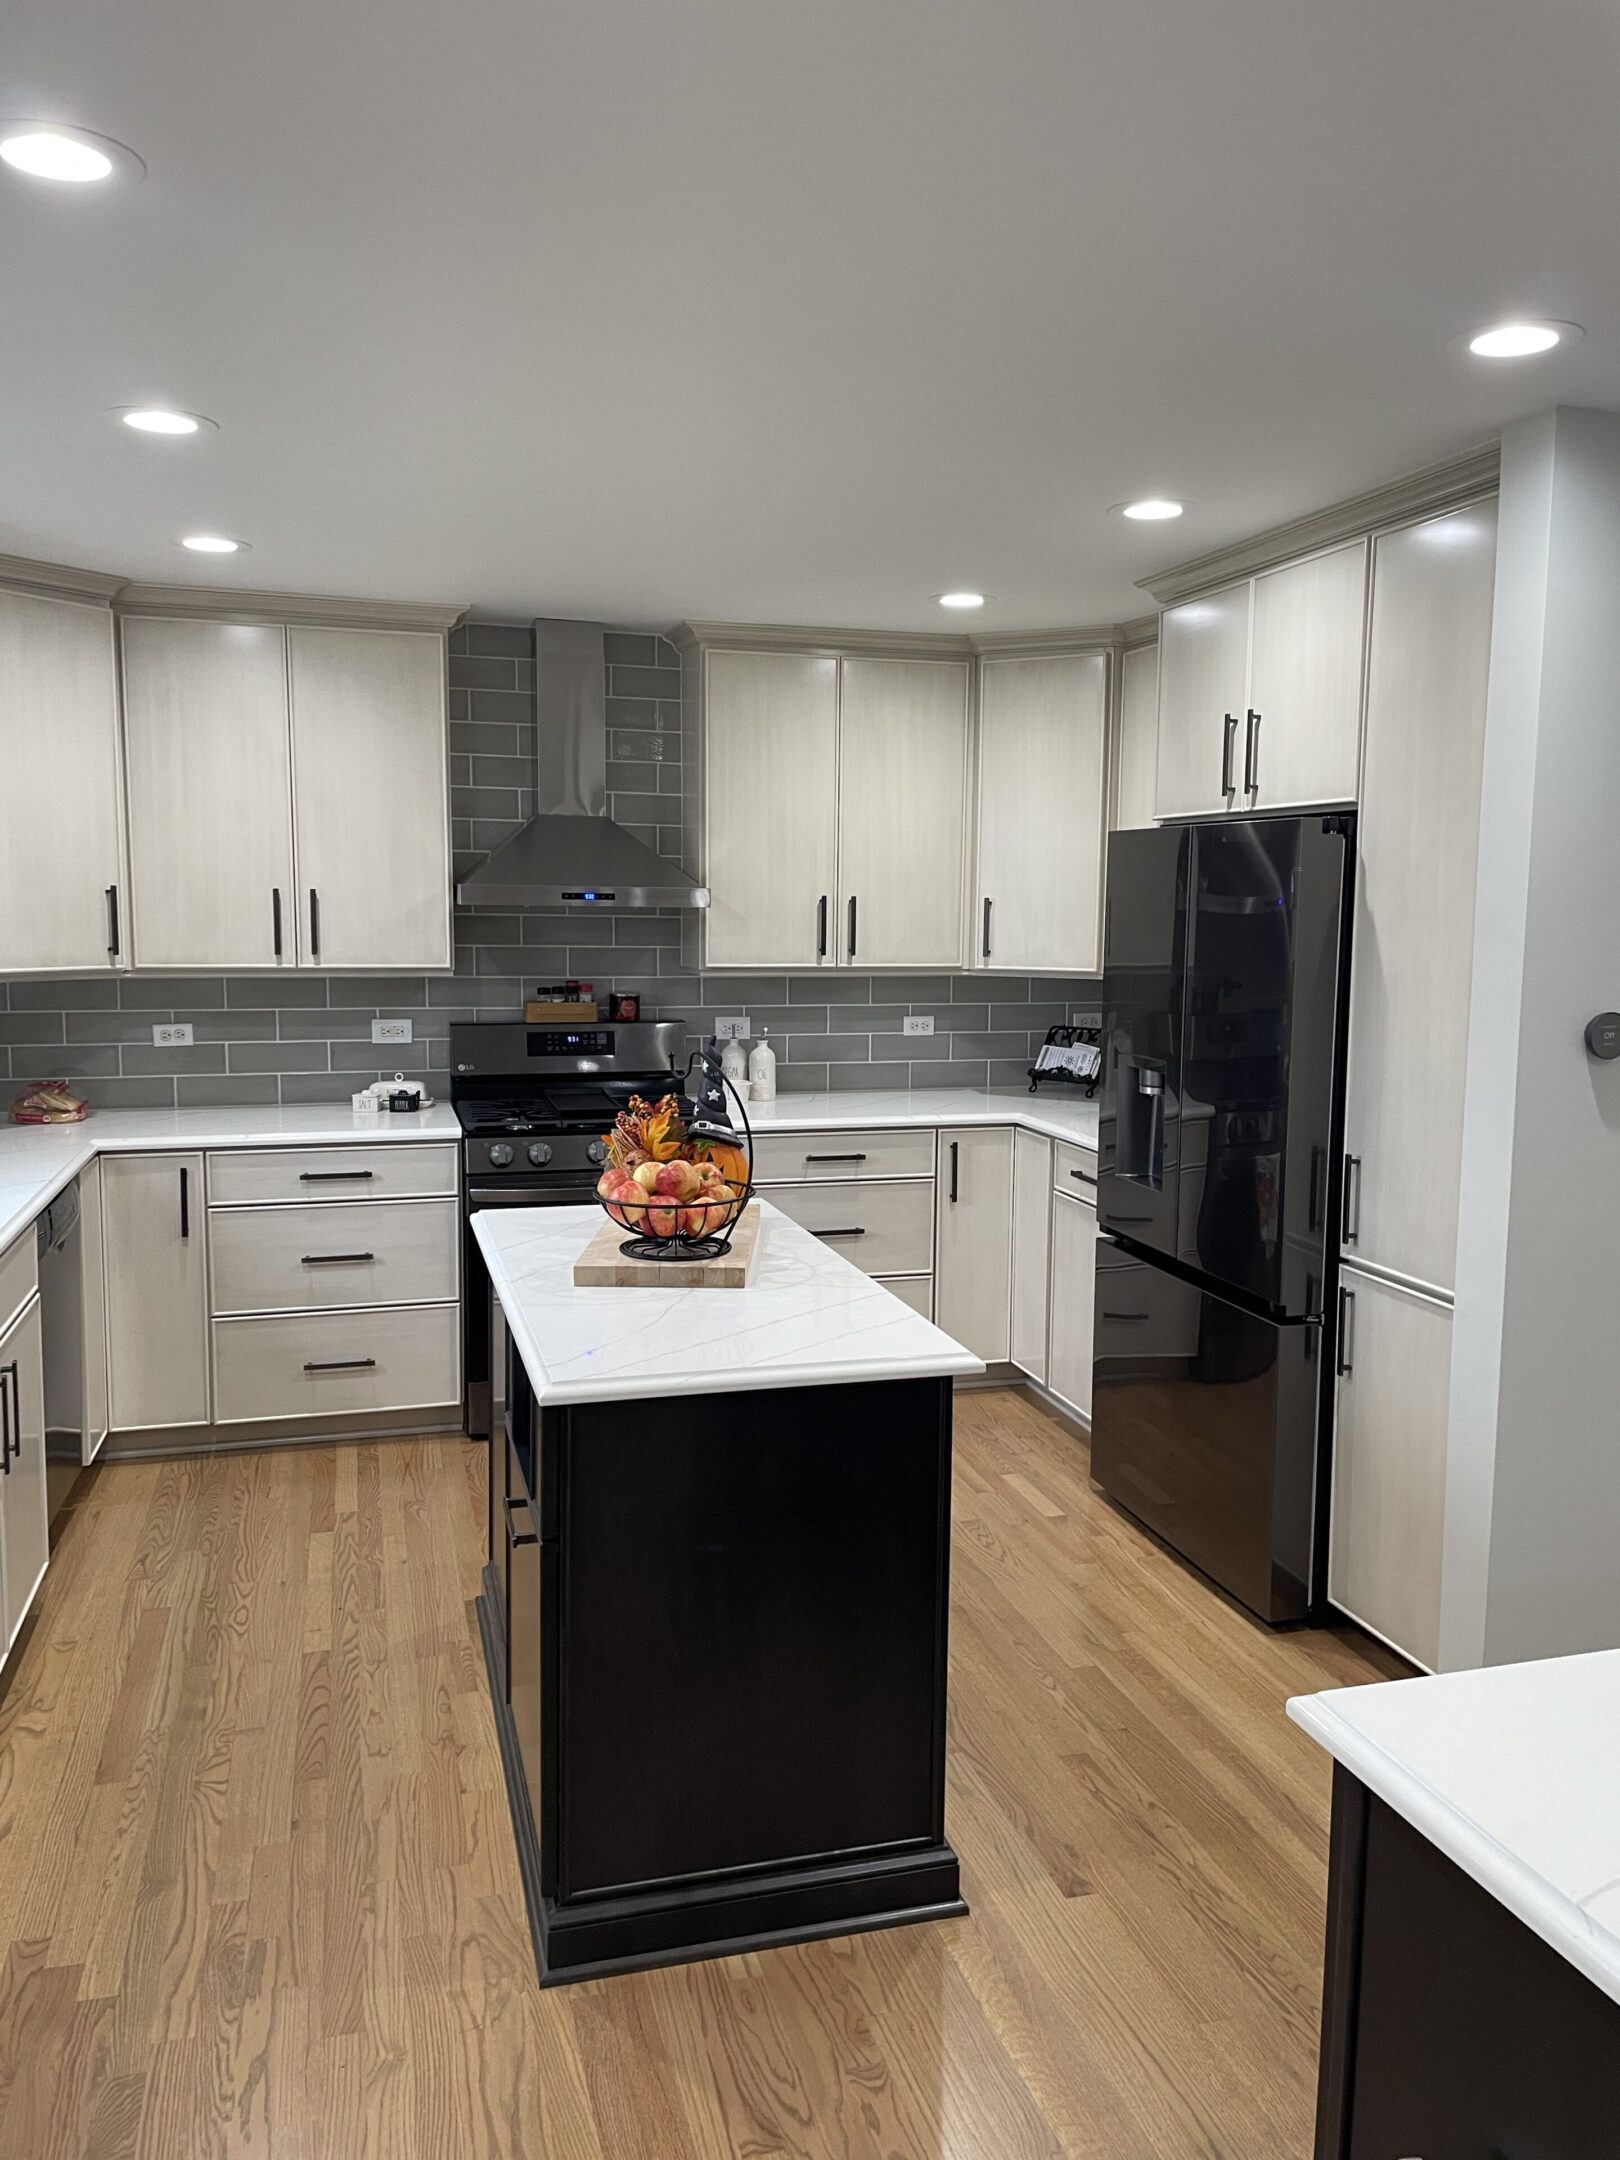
[454,619,709,911]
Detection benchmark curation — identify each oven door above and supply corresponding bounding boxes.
[463,1178,595,1444]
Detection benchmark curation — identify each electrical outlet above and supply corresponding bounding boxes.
[151,1023,193,1047]
[903,1014,935,1036]
[372,1018,413,1044]
[713,1016,750,1040]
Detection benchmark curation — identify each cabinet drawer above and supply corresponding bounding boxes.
[0,1226,38,1337]
[752,1128,936,1183]
[1053,1140,1097,1195]
[876,1273,933,1319]
[765,1180,934,1275]
[212,1303,460,1424]
[207,1142,458,1207]
[208,1197,458,1316]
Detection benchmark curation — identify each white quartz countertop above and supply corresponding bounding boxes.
[0,1103,461,1254]
[743,1087,1098,1150]
[1289,1649,1620,2007]
[475,1199,985,1407]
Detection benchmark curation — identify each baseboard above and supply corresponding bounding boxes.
[1019,1377,1091,1437]
[99,1406,466,1458]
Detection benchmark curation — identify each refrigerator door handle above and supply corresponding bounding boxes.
[1342,1153,1362,1244]
[1336,1285,1356,1377]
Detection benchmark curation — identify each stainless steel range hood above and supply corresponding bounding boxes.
[454,618,709,911]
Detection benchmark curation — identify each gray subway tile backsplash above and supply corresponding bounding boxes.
[1,623,1098,1108]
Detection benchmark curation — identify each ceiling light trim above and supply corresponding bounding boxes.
[0,120,145,182]
[117,406,217,436]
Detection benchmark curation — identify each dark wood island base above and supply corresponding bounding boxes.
[480,1363,965,1987]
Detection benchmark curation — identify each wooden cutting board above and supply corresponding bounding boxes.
[572,1203,761,1288]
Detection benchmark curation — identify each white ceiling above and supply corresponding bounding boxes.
[3,0,1617,630]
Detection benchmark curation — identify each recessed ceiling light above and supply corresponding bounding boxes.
[1119,498,1185,521]
[180,534,247,555]
[121,407,213,436]
[1467,319,1582,359]
[0,122,143,183]
[938,591,986,610]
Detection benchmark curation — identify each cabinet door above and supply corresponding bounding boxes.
[1329,1269,1452,1669]
[1246,539,1368,809]
[934,1127,1013,1363]
[122,617,294,969]
[1010,1130,1053,1382]
[0,589,125,973]
[702,650,839,968]
[1113,642,1159,832]
[1154,582,1249,819]
[1047,1189,1097,1420]
[80,1159,109,1464]
[289,626,451,969]
[102,1153,209,1431]
[0,1299,49,1649]
[838,657,970,969]
[975,654,1107,971]
[1343,502,1496,1296]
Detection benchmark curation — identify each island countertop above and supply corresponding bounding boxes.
[474,1198,985,1407]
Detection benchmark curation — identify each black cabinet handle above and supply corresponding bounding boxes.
[309,887,321,959]
[1069,1168,1093,1183]
[1221,713,1239,797]
[949,1140,960,1203]
[179,1165,190,1239]
[1337,1286,1356,1377]
[303,1357,377,1372]
[503,1494,540,1549]
[1244,708,1261,795]
[982,896,993,960]
[805,1152,868,1164]
[300,1251,376,1265]
[811,1227,866,1239]
[0,1360,13,1470]
[272,887,283,959]
[847,894,858,959]
[1108,1212,1153,1224]
[299,1169,374,1182]
[1102,1310,1150,1322]
[105,883,121,960]
[1342,1154,1362,1244]
[1308,1144,1324,1232]
[817,894,828,959]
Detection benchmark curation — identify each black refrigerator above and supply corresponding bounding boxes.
[1092,813,1353,1624]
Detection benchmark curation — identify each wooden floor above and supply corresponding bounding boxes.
[0,1391,1401,2158]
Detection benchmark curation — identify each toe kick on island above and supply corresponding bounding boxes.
[479,1354,964,1986]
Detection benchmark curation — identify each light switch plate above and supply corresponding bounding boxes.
[372,1018,413,1044]
[903,1014,935,1036]
[152,1023,193,1047]
[713,1016,749,1040]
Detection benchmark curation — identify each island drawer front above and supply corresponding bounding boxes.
[208,1197,459,1316]
[764,1180,934,1275]
[752,1128,936,1184]
[1054,1140,1097,1193]
[212,1303,460,1424]
[207,1143,459,1208]
[876,1273,934,1319]
[0,1227,38,1337]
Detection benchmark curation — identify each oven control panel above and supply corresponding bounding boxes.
[527,1028,612,1056]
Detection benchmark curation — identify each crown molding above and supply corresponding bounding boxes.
[972,624,1117,658]
[1138,443,1501,607]
[672,616,1143,659]
[1118,613,1159,649]
[113,583,466,633]
[0,552,124,606]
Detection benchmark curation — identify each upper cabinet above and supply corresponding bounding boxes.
[973,652,1107,973]
[0,584,126,974]
[1113,641,1159,831]
[839,658,970,969]
[1154,540,1368,819]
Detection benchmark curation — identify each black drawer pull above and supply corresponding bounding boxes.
[1103,1309,1150,1322]
[303,1357,376,1372]
[1069,1168,1095,1183]
[1108,1212,1153,1224]
[299,1169,375,1182]
[812,1227,866,1239]
[804,1152,868,1164]
[300,1251,376,1265]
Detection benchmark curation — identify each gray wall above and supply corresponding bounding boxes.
[1,622,1099,1106]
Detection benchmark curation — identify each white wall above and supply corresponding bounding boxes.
[1442,406,1620,1667]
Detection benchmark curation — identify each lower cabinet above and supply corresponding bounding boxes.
[1329,1267,1453,1669]
[213,1305,461,1424]
[1046,1188,1097,1421]
[935,1127,1014,1365]
[0,1291,51,1654]
[1010,1131,1053,1383]
[102,1152,210,1431]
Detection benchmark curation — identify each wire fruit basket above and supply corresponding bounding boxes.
[594,1051,756,1264]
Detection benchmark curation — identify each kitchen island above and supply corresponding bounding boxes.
[474,1198,983,1986]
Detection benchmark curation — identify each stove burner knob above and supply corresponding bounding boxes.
[586,1138,607,1166]
[527,1141,553,1167]
[487,1142,515,1168]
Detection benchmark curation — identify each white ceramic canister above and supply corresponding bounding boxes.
[747,1025,777,1101]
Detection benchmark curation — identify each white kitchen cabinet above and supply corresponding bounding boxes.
[102,1152,209,1431]
[1342,501,1497,1297]
[121,617,295,970]
[935,1127,1013,1365]
[1010,1129,1053,1382]
[1113,641,1159,831]
[1329,1267,1453,1670]
[288,626,451,969]
[0,586,127,974]
[0,1293,50,1653]
[839,658,970,968]
[693,649,840,969]
[1154,580,1249,818]
[80,1159,109,1463]
[1245,540,1368,810]
[1046,1187,1097,1422]
[973,653,1107,972]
